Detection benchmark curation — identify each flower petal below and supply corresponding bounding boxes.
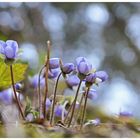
[6,40,18,54]
[49,58,60,69]
[4,46,15,59]
[0,40,6,54]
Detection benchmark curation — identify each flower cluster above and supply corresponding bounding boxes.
[0,39,108,130]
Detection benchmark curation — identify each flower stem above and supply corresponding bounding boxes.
[43,41,51,119]
[72,93,84,126]
[67,80,82,128]
[62,100,69,123]
[80,87,90,130]
[63,101,74,124]
[38,64,46,119]
[10,65,25,120]
[50,72,62,126]
[64,94,84,125]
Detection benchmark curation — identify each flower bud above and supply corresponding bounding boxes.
[95,71,108,82]
[15,83,23,90]
[30,74,45,88]
[76,57,92,75]
[49,58,60,69]
[0,88,13,104]
[66,75,80,87]
[119,111,133,117]
[54,105,67,117]
[90,118,100,126]
[61,63,75,74]
[46,98,52,110]
[85,88,97,100]
[26,113,34,122]
[0,40,18,60]
[86,73,96,84]
[48,69,60,79]
[76,57,88,65]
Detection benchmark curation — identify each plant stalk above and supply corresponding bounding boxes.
[43,41,51,119]
[38,64,46,118]
[80,87,90,130]
[10,65,25,120]
[67,80,82,128]
[72,93,84,126]
[50,72,62,126]
[63,101,74,124]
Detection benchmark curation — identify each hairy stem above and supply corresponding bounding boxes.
[38,64,46,119]
[67,80,82,128]
[63,101,74,124]
[10,65,25,120]
[43,41,51,119]
[62,100,69,123]
[80,87,90,130]
[50,72,62,126]
[72,93,84,126]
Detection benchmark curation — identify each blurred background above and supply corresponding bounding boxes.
[0,2,140,119]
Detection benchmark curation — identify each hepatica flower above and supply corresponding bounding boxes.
[49,58,60,69]
[89,118,100,126]
[48,69,60,79]
[26,113,34,122]
[119,111,133,117]
[66,75,80,87]
[46,98,52,110]
[95,71,108,82]
[76,57,92,75]
[86,73,96,84]
[30,74,45,88]
[55,105,67,117]
[86,88,98,100]
[0,40,19,60]
[76,57,87,65]
[15,83,23,90]
[0,88,23,104]
[0,89,13,104]
[61,63,75,74]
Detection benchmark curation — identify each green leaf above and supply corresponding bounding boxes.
[0,58,28,90]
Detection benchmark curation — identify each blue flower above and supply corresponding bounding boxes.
[86,73,96,84]
[66,75,80,87]
[49,58,60,69]
[30,74,45,88]
[26,113,34,122]
[76,57,92,75]
[90,118,100,126]
[46,98,52,110]
[0,89,13,104]
[0,88,23,104]
[54,105,67,117]
[119,111,133,117]
[76,57,87,65]
[61,63,75,74]
[95,71,108,82]
[0,40,19,59]
[15,83,22,90]
[85,88,97,100]
[48,69,60,79]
